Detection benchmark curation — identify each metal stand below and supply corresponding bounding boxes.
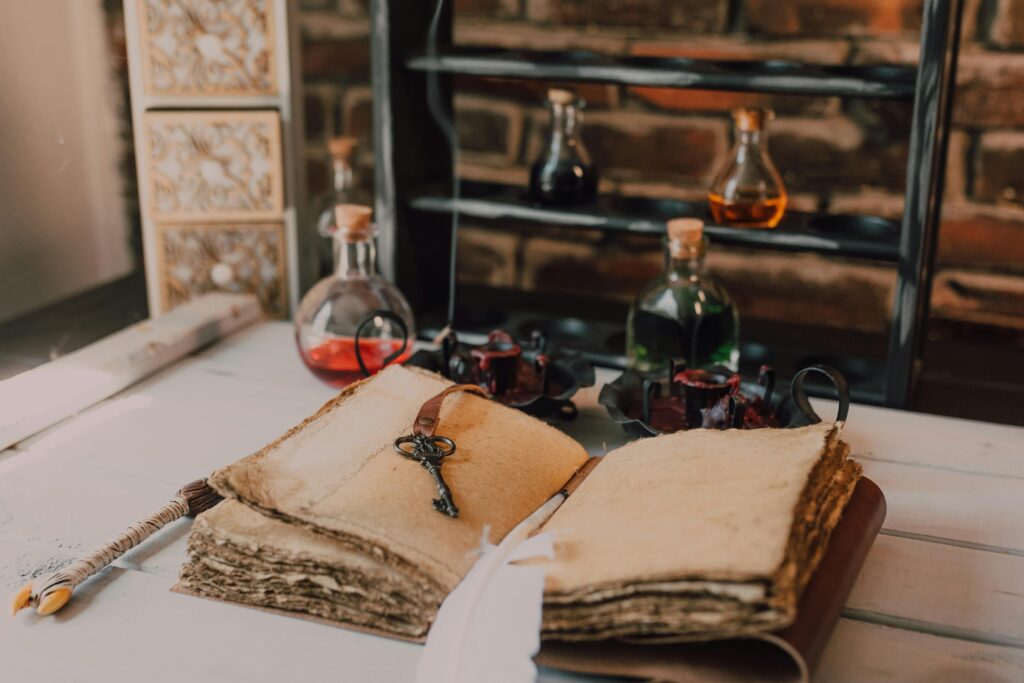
[371,0,965,408]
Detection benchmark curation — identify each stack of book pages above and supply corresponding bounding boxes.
[541,423,859,640]
[177,365,861,644]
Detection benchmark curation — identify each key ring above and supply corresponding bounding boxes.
[393,434,456,460]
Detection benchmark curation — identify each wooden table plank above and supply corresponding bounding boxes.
[5,559,1023,683]
[2,320,1022,682]
[192,321,324,387]
[0,346,335,560]
[27,360,335,486]
[1,539,80,595]
[2,567,423,683]
[0,555,596,683]
[0,458,192,553]
[817,618,1024,683]
[0,293,261,452]
[840,403,1024,478]
[845,534,1024,645]
[862,459,1024,554]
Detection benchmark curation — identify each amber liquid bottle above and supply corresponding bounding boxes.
[708,108,787,229]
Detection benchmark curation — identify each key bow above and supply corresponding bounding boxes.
[394,434,456,464]
[394,434,459,518]
[394,384,487,519]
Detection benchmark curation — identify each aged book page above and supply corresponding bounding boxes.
[210,365,589,595]
[182,498,446,639]
[184,367,859,644]
[539,422,860,640]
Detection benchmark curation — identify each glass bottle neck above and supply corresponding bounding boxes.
[549,103,581,146]
[738,128,764,143]
[666,242,706,280]
[734,128,766,159]
[332,159,354,194]
[333,237,377,279]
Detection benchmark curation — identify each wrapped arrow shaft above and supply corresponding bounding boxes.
[12,479,221,616]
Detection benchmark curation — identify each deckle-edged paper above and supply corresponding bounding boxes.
[178,364,860,656]
[179,365,588,639]
[539,421,860,641]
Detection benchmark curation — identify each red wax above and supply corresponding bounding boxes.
[299,337,411,387]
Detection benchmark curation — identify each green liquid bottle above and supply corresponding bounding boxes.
[626,218,739,373]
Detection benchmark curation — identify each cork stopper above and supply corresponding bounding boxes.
[547,88,575,106]
[667,218,704,245]
[667,218,704,257]
[327,136,358,161]
[333,204,373,241]
[732,107,772,132]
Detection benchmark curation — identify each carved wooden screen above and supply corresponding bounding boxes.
[123,0,306,317]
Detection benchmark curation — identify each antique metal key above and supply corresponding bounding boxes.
[394,434,459,517]
[393,383,488,519]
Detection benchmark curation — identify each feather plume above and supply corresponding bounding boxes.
[416,493,566,683]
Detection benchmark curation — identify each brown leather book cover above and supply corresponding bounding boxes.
[535,477,886,683]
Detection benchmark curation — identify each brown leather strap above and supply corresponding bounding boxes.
[413,384,489,437]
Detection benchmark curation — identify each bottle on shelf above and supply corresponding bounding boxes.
[313,136,367,277]
[626,218,739,374]
[708,108,787,229]
[295,204,415,388]
[529,88,598,207]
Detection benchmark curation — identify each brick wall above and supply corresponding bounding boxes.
[299,0,1024,334]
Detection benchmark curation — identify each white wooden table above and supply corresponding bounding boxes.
[1,321,1022,682]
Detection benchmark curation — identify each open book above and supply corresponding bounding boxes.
[178,365,863,651]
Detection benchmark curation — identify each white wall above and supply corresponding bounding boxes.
[0,0,134,323]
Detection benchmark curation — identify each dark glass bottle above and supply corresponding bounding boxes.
[529,88,598,207]
[626,218,739,373]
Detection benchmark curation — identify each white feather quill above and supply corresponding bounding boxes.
[415,493,567,683]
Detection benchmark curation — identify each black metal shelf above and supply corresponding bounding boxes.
[374,0,965,407]
[410,182,901,261]
[407,47,917,99]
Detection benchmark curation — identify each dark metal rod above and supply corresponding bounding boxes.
[885,0,964,408]
[370,0,454,316]
[409,193,901,261]
[407,49,917,99]
[425,0,461,329]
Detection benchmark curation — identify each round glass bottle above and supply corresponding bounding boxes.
[626,218,739,373]
[295,204,415,387]
[529,88,598,207]
[708,108,787,229]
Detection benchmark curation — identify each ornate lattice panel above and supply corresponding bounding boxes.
[157,222,287,317]
[136,0,277,96]
[142,110,284,222]
[127,0,301,316]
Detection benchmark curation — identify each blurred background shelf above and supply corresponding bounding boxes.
[418,288,1024,425]
[407,47,918,99]
[375,0,965,409]
[416,284,890,406]
[411,181,901,261]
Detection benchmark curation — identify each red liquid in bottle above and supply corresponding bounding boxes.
[298,337,411,388]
